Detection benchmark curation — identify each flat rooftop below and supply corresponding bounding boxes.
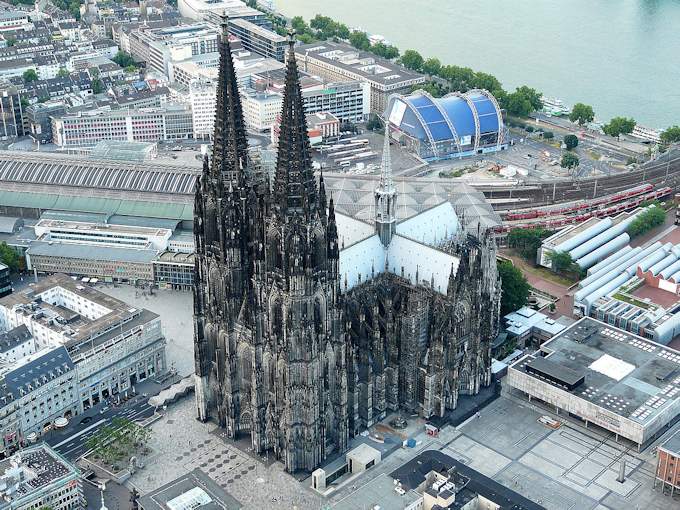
[332,473,421,510]
[36,218,170,237]
[0,444,78,506]
[0,273,150,345]
[513,317,680,426]
[296,41,426,87]
[660,430,680,456]
[138,468,241,510]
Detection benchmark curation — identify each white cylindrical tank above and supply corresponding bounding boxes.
[582,272,632,310]
[660,257,680,279]
[587,246,633,276]
[579,246,647,289]
[553,218,612,253]
[569,215,639,261]
[576,234,630,269]
[637,243,673,273]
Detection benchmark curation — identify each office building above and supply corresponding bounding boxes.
[189,79,216,139]
[0,274,167,411]
[228,18,286,62]
[296,41,426,113]
[128,22,219,76]
[0,444,83,510]
[507,317,680,449]
[52,103,194,148]
[302,80,369,122]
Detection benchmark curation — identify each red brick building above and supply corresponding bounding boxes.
[655,431,680,498]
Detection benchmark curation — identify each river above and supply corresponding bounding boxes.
[276,0,680,129]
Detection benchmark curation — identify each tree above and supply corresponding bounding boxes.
[422,57,441,76]
[627,205,666,237]
[124,65,137,73]
[5,36,15,47]
[660,126,680,145]
[92,78,104,94]
[0,242,19,272]
[543,131,554,139]
[348,31,370,51]
[547,251,578,274]
[602,117,636,138]
[569,103,594,126]
[290,16,308,35]
[439,65,475,92]
[497,260,530,316]
[22,69,38,83]
[112,51,136,69]
[414,81,448,98]
[399,49,424,71]
[561,152,579,169]
[370,42,399,60]
[508,228,553,262]
[563,134,579,150]
[472,71,502,93]
[57,67,69,78]
[503,85,542,117]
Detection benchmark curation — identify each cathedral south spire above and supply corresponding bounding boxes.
[211,14,248,184]
[273,30,317,219]
[375,126,398,246]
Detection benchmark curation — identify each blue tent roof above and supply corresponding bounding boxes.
[388,90,502,145]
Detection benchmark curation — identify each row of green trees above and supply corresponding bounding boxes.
[627,205,666,237]
[508,228,554,261]
[279,12,680,135]
[86,417,151,467]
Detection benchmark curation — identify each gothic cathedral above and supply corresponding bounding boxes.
[193,18,501,473]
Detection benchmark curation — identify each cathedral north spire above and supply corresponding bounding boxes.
[211,14,248,184]
[273,30,317,219]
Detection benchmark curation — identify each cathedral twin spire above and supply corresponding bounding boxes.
[272,30,318,220]
[210,15,248,185]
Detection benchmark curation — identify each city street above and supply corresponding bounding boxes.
[46,398,156,461]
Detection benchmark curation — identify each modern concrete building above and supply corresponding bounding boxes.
[507,317,680,449]
[0,274,167,411]
[52,103,194,148]
[0,444,83,510]
[296,41,426,113]
[228,18,286,62]
[128,22,219,76]
[189,79,216,139]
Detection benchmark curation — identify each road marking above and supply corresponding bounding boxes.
[53,419,106,448]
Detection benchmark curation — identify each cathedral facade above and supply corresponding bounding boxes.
[193,19,502,473]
